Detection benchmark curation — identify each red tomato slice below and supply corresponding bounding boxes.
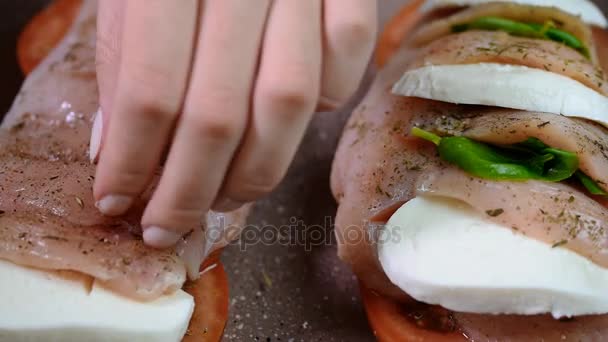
[593,194,608,209]
[593,27,608,78]
[375,0,425,68]
[17,0,83,75]
[360,284,466,342]
[183,255,230,342]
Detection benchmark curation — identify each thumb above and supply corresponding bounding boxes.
[91,0,124,163]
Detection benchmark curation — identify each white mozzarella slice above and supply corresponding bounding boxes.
[0,259,194,342]
[392,63,608,128]
[378,196,608,318]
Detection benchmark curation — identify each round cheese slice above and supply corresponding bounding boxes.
[392,63,608,128]
[421,0,607,27]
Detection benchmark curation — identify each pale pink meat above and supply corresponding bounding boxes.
[459,111,608,192]
[412,2,596,60]
[331,83,441,299]
[332,62,608,298]
[417,167,608,267]
[454,313,608,342]
[331,8,608,339]
[406,30,608,95]
[0,1,247,300]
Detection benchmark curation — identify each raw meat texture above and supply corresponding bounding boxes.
[412,2,596,61]
[331,15,608,300]
[0,0,248,300]
[407,30,607,95]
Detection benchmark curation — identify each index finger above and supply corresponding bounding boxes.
[93,0,198,216]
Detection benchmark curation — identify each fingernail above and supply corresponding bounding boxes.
[213,198,244,212]
[95,194,133,216]
[89,108,103,163]
[143,226,182,248]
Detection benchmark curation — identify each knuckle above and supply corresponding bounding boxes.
[121,85,180,123]
[120,64,182,118]
[230,173,282,201]
[321,77,358,108]
[128,92,178,123]
[188,86,246,141]
[188,114,242,142]
[102,147,152,180]
[329,17,377,55]
[258,70,317,115]
[95,160,150,196]
[227,162,288,201]
[108,169,149,191]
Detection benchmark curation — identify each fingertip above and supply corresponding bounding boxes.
[143,226,182,248]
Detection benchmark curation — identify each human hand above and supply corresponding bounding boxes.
[91,0,377,248]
